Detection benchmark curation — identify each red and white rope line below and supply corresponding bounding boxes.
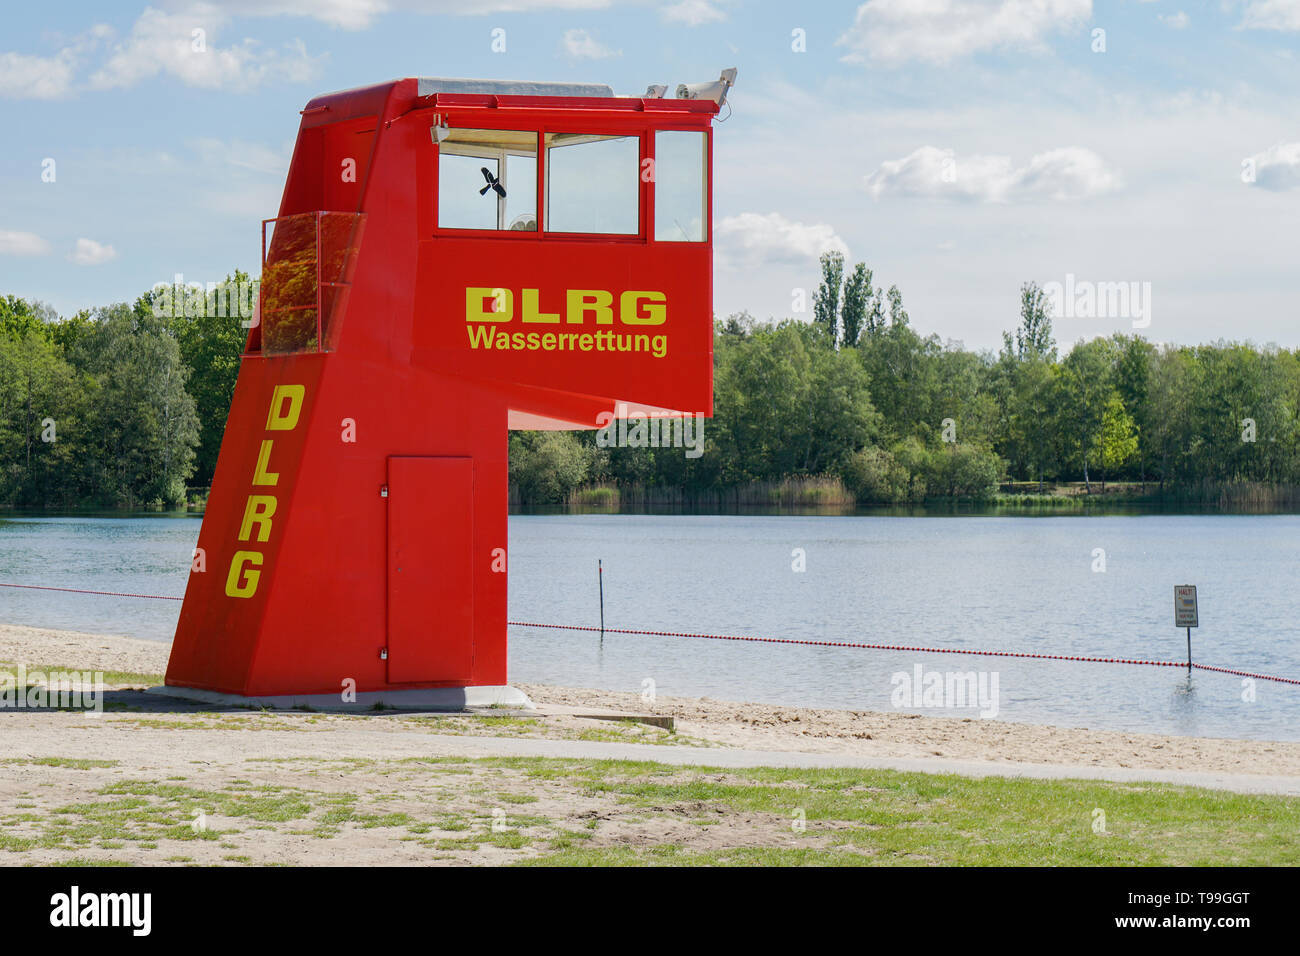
[507,622,1300,686]
[3,581,1297,686]
[0,582,184,601]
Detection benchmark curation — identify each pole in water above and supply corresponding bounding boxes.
[1186,626,1192,673]
[598,559,605,636]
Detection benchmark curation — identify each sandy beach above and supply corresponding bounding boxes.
[4,622,1299,777]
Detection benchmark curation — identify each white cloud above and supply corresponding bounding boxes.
[711,80,1300,349]
[174,0,621,31]
[1246,142,1300,190]
[0,50,78,99]
[70,238,118,266]
[89,6,323,92]
[662,1,727,25]
[864,145,1119,202]
[1238,0,1300,31]
[4,3,631,98]
[715,212,849,269]
[0,25,111,99]
[0,230,53,256]
[1160,11,1189,29]
[187,0,392,31]
[837,0,1092,65]
[561,28,620,59]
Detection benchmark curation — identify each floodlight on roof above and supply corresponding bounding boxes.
[644,84,667,98]
[675,67,737,107]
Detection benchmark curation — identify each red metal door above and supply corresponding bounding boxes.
[387,456,475,683]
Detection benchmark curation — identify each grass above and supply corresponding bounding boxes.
[483,758,1300,867]
[0,661,164,686]
[5,746,1297,866]
[519,845,873,866]
[1,757,118,770]
[567,485,620,510]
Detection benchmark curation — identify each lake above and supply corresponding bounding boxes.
[2,512,1297,741]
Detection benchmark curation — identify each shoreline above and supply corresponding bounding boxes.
[4,622,1299,780]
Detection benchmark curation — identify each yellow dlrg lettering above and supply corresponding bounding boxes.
[466,287,666,326]
[466,287,513,322]
[238,495,277,543]
[225,550,263,598]
[252,439,279,486]
[619,291,667,325]
[266,384,305,431]
[521,288,560,323]
[566,289,614,325]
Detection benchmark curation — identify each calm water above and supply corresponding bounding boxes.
[2,513,1298,741]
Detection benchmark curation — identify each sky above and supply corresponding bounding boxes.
[2,0,1298,352]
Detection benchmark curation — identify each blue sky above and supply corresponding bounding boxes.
[2,1,1298,351]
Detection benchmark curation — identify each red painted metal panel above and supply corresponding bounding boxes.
[387,457,475,683]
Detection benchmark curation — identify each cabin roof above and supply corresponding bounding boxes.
[416,77,615,98]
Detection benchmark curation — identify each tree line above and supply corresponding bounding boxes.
[1,279,245,508]
[513,252,1300,505]
[4,257,1299,510]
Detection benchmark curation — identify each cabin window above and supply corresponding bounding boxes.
[654,131,707,242]
[438,128,538,231]
[544,133,639,234]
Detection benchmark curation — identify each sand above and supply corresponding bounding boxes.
[4,621,1299,777]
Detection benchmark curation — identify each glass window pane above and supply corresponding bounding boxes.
[438,128,537,231]
[545,133,639,234]
[505,153,537,231]
[439,154,498,229]
[654,131,706,242]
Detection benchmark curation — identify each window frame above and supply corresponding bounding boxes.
[435,130,539,233]
[540,127,646,241]
[427,113,711,245]
[652,128,709,244]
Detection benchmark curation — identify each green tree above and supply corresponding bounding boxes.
[0,295,52,341]
[887,284,908,328]
[0,330,86,506]
[1093,393,1138,490]
[840,444,909,503]
[813,251,844,342]
[1110,333,1154,483]
[708,322,879,481]
[1005,357,1058,488]
[508,430,590,504]
[1142,346,1201,487]
[65,304,199,506]
[165,271,253,485]
[839,263,873,348]
[1015,282,1055,360]
[1056,338,1114,492]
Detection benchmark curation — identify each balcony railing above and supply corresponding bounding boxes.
[253,211,366,355]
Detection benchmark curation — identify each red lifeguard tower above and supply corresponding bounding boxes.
[160,73,732,707]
